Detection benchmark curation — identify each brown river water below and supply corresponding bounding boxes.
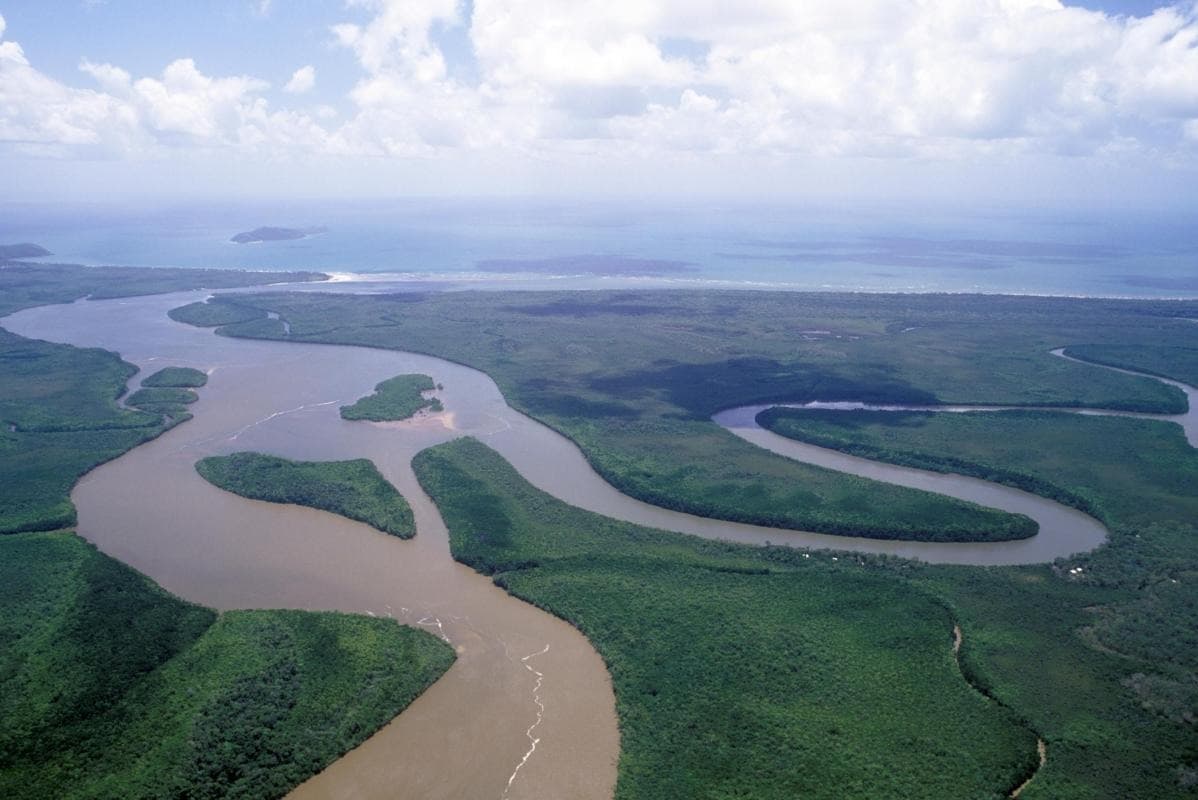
[4,290,1192,798]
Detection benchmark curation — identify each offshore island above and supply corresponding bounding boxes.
[230,226,328,244]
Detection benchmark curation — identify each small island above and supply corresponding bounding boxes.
[0,243,52,260]
[230,226,327,244]
[341,374,443,421]
[195,452,416,538]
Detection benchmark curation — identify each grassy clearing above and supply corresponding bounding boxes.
[0,532,454,800]
[340,373,442,421]
[196,451,415,538]
[415,438,1038,800]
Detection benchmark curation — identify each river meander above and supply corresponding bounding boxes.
[5,289,1192,798]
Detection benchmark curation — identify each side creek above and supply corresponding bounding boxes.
[5,291,1193,799]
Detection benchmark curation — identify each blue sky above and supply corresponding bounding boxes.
[1,1,1195,208]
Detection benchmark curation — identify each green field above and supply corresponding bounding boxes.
[0,532,454,800]
[196,451,416,538]
[341,373,443,421]
[415,438,1039,799]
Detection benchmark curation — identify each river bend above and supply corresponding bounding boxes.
[5,291,1193,797]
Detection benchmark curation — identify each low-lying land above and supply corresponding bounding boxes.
[0,260,325,318]
[140,366,208,388]
[0,330,173,533]
[0,296,449,798]
[758,405,1198,796]
[415,438,1039,799]
[174,291,1121,543]
[1064,343,1198,387]
[0,531,454,800]
[759,407,1198,528]
[196,451,416,538]
[341,373,442,421]
[178,288,1197,796]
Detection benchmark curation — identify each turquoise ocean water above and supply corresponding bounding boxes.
[1,199,1194,297]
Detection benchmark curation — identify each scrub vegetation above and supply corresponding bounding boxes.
[415,438,1039,800]
[196,451,415,538]
[340,373,442,421]
[0,532,454,800]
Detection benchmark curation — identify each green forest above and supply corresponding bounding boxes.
[0,532,454,800]
[340,373,442,421]
[140,366,208,388]
[176,291,1186,543]
[4,277,1196,797]
[173,288,1198,797]
[0,265,451,798]
[196,452,416,538]
[414,438,1039,800]
[0,330,175,533]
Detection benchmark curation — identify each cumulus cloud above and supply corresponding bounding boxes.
[1,0,1196,166]
[284,65,315,94]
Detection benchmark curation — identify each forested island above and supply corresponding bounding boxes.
[230,226,327,244]
[0,243,52,260]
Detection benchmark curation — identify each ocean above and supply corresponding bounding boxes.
[1,198,1194,297]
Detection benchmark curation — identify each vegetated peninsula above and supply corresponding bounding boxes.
[230,226,327,244]
[0,261,327,318]
[0,532,454,800]
[0,243,52,260]
[341,374,442,421]
[0,317,452,799]
[196,452,416,538]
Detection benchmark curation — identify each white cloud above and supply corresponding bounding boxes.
[284,65,315,94]
[1,0,1196,170]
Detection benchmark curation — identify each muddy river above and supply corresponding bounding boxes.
[5,290,1192,798]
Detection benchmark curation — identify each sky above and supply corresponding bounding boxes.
[1,1,1196,209]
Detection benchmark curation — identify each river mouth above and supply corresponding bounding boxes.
[7,289,1183,797]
